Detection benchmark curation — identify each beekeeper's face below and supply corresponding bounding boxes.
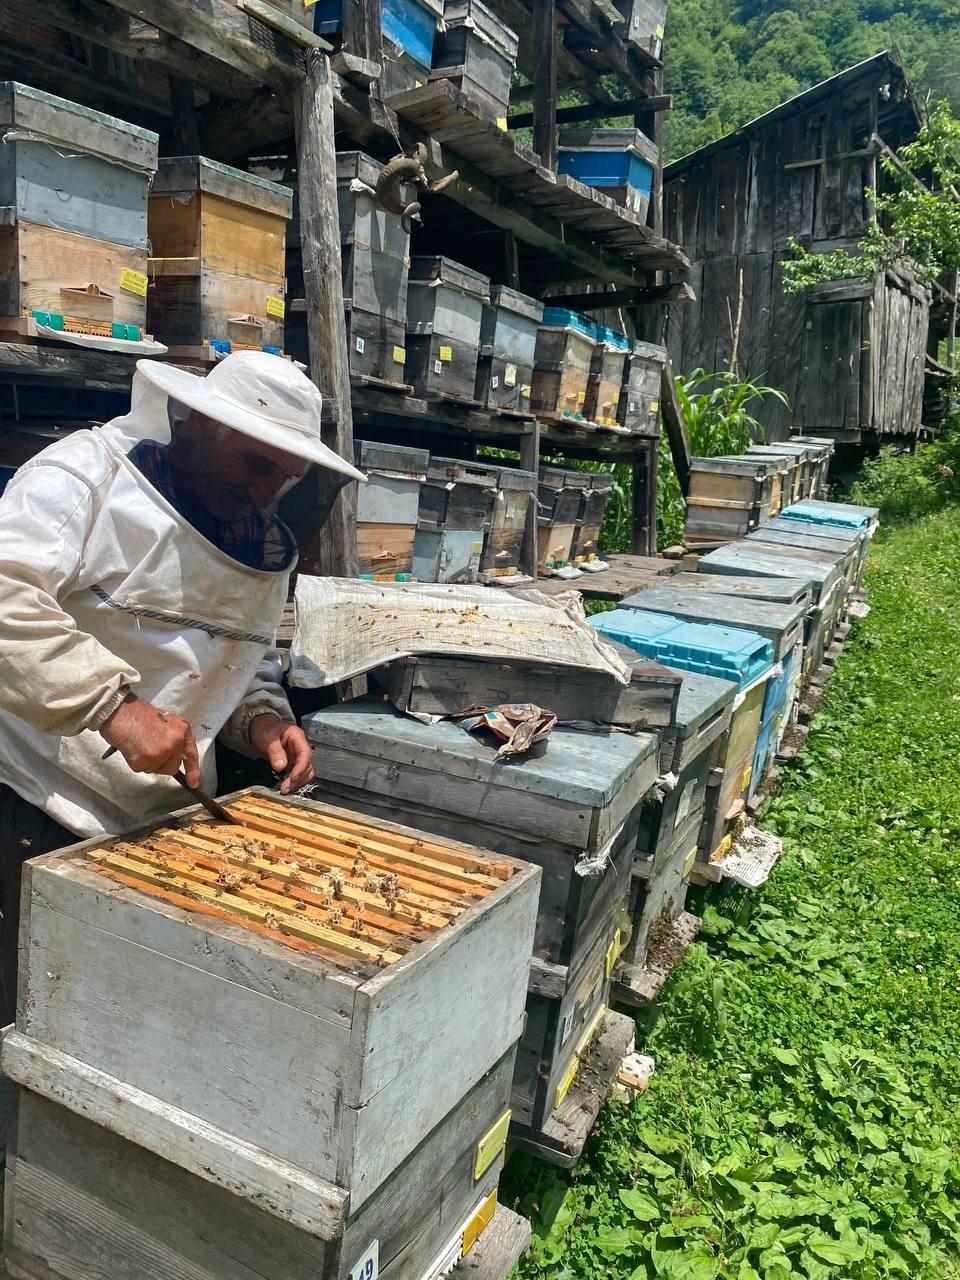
[170,411,310,518]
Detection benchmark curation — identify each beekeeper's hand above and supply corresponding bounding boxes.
[248,713,314,794]
[100,695,201,788]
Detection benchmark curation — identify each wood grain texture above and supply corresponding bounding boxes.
[11,222,148,329]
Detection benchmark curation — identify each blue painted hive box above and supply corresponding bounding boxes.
[314,0,442,94]
[591,609,773,688]
[557,129,659,218]
[781,499,877,532]
[0,82,159,347]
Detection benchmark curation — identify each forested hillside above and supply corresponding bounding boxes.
[663,0,960,160]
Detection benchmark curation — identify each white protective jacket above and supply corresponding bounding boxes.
[0,374,296,837]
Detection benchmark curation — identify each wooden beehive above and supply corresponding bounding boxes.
[480,465,536,579]
[619,339,666,435]
[570,472,615,563]
[312,0,443,96]
[354,439,429,579]
[530,309,597,422]
[430,0,519,124]
[557,129,659,219]
[337,152,413,388]
[684,455,782,546]
[0,82,159,348]
[303,701,657,1164]
[414,455,499,583]
[405,257,491,401]
[612,0,667,60]
[148,156,293,360]
[6,789,539,1233]
[584,326,630,425]
[475,286,542,414]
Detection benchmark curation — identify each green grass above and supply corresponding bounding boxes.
[502,505,960,1279]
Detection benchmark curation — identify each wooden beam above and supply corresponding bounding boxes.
[519,419,541,579]
[170,76,200,153]
[659,357,691,494]
[532,0,559,172]
[557,0,653,96]
[483,0,616,105]
[543,281,694,310]
[196,89,294,161]
[106,0,305,88]
[293,50,358,578]
[631,442,657,555]
[509,93,671,129]
[341,0,383,65]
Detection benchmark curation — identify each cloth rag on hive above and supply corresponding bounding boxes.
[288,577,633,688]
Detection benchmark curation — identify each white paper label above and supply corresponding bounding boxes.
[629,400,637,412]
[348,1241,379,1280]
[434,359,443,375]
[559,1008,575,1046]
[674,778,697,829]
[504,363,518,388]
[355,336,365,355]
[491,375,500,389]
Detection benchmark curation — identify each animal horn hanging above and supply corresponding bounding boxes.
[375,142,459,234]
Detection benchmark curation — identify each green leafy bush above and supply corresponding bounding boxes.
[849,428,960,521]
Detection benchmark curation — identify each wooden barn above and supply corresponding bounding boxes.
[663,53,931,444]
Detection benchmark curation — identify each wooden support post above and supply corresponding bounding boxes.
[634,69,664,235]
[520,420,541,579]
[170,77,201,154]
[532,0,558,172]
[631,440,657,555]
[342,0,382,65]
[293,51,358,578]
[659,357,691,495]
[504,231,520,289]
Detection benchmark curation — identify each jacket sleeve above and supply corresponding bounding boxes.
[218,649,296,758]
[0,463,140,735]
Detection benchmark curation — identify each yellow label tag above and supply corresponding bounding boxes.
[474,1110,511,1180]
[439,344,453,361]
[741,763,753,791]
[392,344,406,364]
[554,1006,606,1110]
[682,844,698,877]
[577,390,586,404]
[520,383,531,397]
[650,399,660,413]
[266,295,285,319]
[605,927,622,979]
[655,23,665,37]
[713,832,734,861]
[496,117,508,131]
[119,267,148,298]
[462,1191,498,1257]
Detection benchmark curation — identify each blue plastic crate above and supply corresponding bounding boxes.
[314,0,437,67]
[591,608,773,688]
[540,307,597,339]
[594,324,630,351]
[781,500,873,531]
[557,148,655,201]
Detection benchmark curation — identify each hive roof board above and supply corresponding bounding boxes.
[619,584,806,663]
[590,609,774,688]
[658,572,816,609]
[781,499,878,531]
[696,545,843,603]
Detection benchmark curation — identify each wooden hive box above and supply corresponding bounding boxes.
[313,0,443,96]
[405,257,490,402]
[303,701,657,1165]
[761,514,870,586]
[663,571,815,610]
[619,339,666,435]
[790,437,835,497]
[613,669,735,1005]
[530,309,597,423]
[414,456,499,583]
[148,156,293,360]
[612,0,667,61]
[3,788,540,1280]
[430,0,519,124]
[337,152,413,388]
[375,652,683,729]
[475,286,542,414]
[354,440,430,579]
[0,82,159,348]
[745,444,808,507]
[479,465,537,580]
[584,326,630,426]
[570,472,615,564]
[557,129,659,219]
[685,456,781,546]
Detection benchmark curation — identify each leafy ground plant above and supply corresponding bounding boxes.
[503,502,960,1278]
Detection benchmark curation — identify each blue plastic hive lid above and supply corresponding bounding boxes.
[557,149,655,201]
[595,324,631,351]
[781,501,872,531]
[591,608,773,688]
[541,306,597,339]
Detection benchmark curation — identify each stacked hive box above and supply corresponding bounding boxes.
[304,702,659,1166]
[619,340,666,435]
[746,443,812,505]
[536,465,591,574]
[684,455,783,546]
[612,0,668,59]
[590,610,775,868]
[585,326,631,426]
[354,440,429,580]
[557,129,659,219]
[313,0,443,96]
[530,308,597,424]
[614,669,736,1003]
[337,152,413,387]
[790,440,835,496]
[781,497,878,533]
[2,789,540,1280]
[475,286,542,414]
[430,0,518,124]
[0,83,160,351]
[414,455,498,583]
[405,257,491,401]
[480,466,537,582]
[570,472,615,565]
[148,157,293,360]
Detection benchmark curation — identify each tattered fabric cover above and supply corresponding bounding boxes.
[289,576,632,688]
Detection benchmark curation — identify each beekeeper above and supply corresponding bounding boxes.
[0,350,363,1019]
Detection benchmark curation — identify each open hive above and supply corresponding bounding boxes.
[81,790,511,976]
